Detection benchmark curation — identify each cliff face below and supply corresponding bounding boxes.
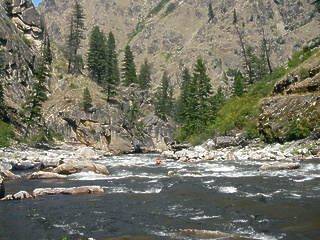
[38,0,320,91]
[0,0,49,130]
[0,1,175,153]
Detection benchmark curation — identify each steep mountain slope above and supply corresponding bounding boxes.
[0,0,49,133]
[38,0,320,91]
[0,0,174,153]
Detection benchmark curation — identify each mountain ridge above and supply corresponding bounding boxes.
[38,0,320,91]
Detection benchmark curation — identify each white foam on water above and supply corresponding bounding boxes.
[53,223,84,236]
[68,172,110,180]
[293,177,314,182]
[190,215,220,220]
[218,186,238,193]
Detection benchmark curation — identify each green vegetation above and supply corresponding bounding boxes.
[21,51,50,128]
[66,2,85,74]
[0,120,15,147]
[137,58,152,90]
[129,0,171,41]
[163,3,176,17]
[147,0,171,19]
[121,45,137,86]
[176,44,319,144]
[82,87,93,112]
[154,71,174,121]
[21,36,31,47]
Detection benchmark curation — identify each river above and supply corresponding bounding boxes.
[1,153,320,240]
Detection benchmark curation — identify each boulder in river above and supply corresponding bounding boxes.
[0,176,5,199]
[1,191,33,201]
[259,162,301,171]
[27,171,67,180]
[13,161,35,170]
[0,170,21,180]
[33,186,104,197]
[53,160,109,175]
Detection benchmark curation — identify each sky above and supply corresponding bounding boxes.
[32,0,43,7]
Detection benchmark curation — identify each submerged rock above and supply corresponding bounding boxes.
[27,171,67,180]
[53,160,109,175]
[259,162,301,171]
[33,186,104,197]
[1,191,33,201]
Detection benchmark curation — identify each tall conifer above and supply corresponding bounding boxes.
[87,26,107,84]
[67,2,85,74]
[137,58,152,90]
[122,45,137,86]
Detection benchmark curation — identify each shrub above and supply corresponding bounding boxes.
[286,118,310,141]
[0,121,15,147]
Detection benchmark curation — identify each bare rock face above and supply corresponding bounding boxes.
[259,162,301,171]
[53,160,109,175]
[33,186,104,197]
[0,0,49,133]
[27,171,67,179]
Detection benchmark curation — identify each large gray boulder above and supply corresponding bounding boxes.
[53,160,109,175]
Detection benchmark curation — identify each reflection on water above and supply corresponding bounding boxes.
[1,153,320,239]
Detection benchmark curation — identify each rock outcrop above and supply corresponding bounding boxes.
[0,0,49,133]
[53,160,109,175]
[259,52,320,143]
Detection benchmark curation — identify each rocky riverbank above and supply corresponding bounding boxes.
[163,135,320,163]
[1,134,320,200]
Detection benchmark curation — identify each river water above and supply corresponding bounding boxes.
[1,153,320,240]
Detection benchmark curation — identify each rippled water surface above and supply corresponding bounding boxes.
[1,153,320,240]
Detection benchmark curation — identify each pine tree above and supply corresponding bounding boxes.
[87,26,107,84]
[208,3,214,23]
[67,2,85,74]
[106,31,120,87]
[82,87,93,112]
[21,51,50,127]
[261,31,272,74]
[233,9,238,24]
[126,101,141,129]
[137,58,152,90]
[176,68,192,124]
[154,71,174,121]
[191,58,213,132]
[232,70,245,97]
[121,45,137,86]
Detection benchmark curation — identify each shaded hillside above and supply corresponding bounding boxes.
[38,0,320,91]
[0,0,49,135]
